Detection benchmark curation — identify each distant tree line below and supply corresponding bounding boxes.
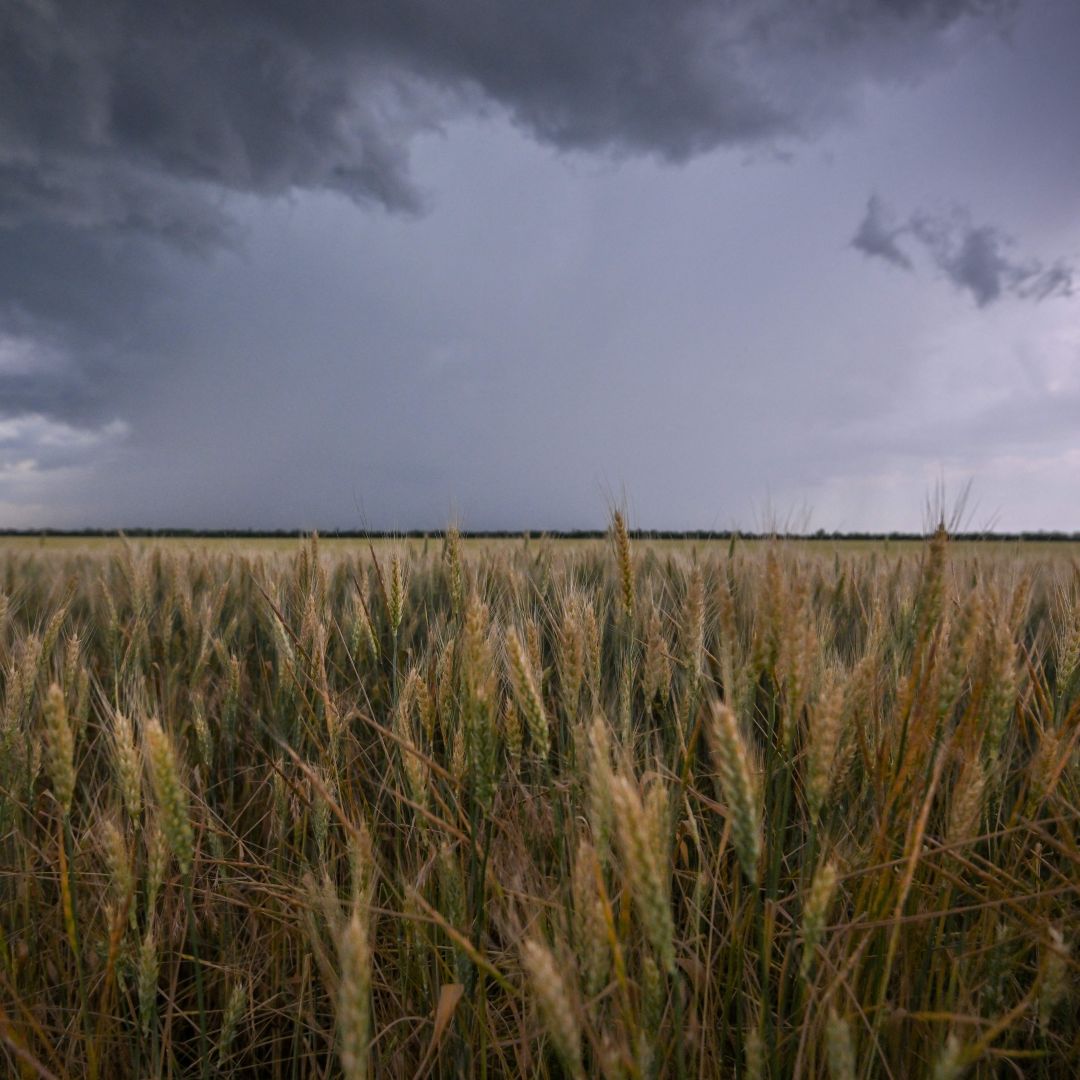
[2,528,1080,542]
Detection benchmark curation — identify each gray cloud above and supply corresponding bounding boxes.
[2,0,1010,237]
[853,198,1075,306]
[0,222,176,422]
[0,1,1011,400]
[909,212,1076,306]
[0,412,128,473]
[851,195,912,269]
[0,0,439,226]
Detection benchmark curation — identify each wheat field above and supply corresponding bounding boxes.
[0,518,1077,1078]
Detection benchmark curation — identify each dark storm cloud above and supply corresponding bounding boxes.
[0,0,436,223]
[0,0,1013,433]
[0,159,233,249]
[0,0,1019,486]
[0,223,173,421]
[853,198,1076,307]
[2,0,1010,234]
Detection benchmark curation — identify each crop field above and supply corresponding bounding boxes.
[0,519,1077,1078]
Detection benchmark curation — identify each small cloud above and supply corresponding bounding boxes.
[852,197,1075,307]
[0,457,37,475]
[0,331,66,376]
[851,195,912,270]
[0,412,130,474]
[0,413,130,526]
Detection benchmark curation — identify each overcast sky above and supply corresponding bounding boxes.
[2,0,1079,531]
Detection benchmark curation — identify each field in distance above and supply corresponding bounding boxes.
[4,530,1080,558]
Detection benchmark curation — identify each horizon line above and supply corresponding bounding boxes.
[3,527,1080,542]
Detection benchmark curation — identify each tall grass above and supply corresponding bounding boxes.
[0,523,1077,1077]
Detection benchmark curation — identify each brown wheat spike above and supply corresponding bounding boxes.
[138,922,158,1036]
[521,937,584,1080]
[982,602,1017,762]
[1052,588,1080,691]
[940,586,983,716]
[1038,926,1069,1031]
[444,525,464,615]
[42,682,75,817]
[352,592,379,662]
[217,980,248,1067]
[2,659,24,732]
[145,818,169,912]
[459,596,499,802]
[144,718,194,876]
[571,836,611,996]
[112,712,143,822]
[525,618,544,689]
[501,698,523,767]
[760,547,786,674]
[62,634,80,703]
[507,627,549,761]
[947,751,985,846]
[40,589,74,670]
[916,524,948,650]
[706,700,762,883]
[336,904,373,1080]
[744,1025,765,1080]
[587,714,615,853]
[558,596,586,712]
[806,670,845,825]
[638,949,663,1073]
[388,551,407,637]
[825,1010,856,1080]
[609,773,676,974]
[642,601,672,705]
[800,859,839,980]
[16,636,42,726]
[682,563,705,686]
[1028,724,1064,811]
[101,817,134,908]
